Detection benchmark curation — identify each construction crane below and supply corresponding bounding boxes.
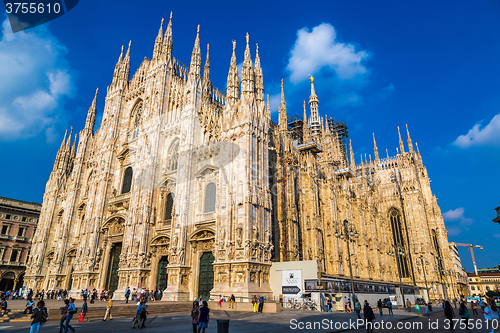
[454,243,483,295]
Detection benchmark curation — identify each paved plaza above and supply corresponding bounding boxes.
[4,299,496,333]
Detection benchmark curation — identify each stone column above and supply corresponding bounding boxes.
[98,242,112,290]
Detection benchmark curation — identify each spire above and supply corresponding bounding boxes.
[279,79,288,132]
[226,40,239,105]
[85,88,98,132]
[397,126,405,154]
[118,45,124,63]
[266,94,271,119]
[386,148,389,159]
[60,130,68,150]
[308,75,320,136]
[203,44,210,81]
[416,142,421,157]
[71,134,77,156]
[373,133,380,163]
[153,18,164,60]
[163,12,173,58]
[241,33,255,98]
[349,139,356,169]
[406,124,414,154]
[189,25,201,77]
[360,154,364,168]
[65,127,73,150]
[254,43,264,103]
[125,40,131,60]
[302,101,310,142]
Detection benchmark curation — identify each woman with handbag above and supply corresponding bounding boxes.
[30,300,48,333]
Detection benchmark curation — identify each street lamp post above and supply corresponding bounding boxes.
[416,255,430,303]
[388,244,407,310]
[335,219,359,308]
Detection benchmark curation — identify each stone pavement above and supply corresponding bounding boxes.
[0,303,438,333]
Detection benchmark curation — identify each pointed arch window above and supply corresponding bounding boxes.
[165,193,175,221]
[122,167,133,194]
[204,182,216,213]
[166,139,179,172]
[390,209,410,278]
[130,100,143,139]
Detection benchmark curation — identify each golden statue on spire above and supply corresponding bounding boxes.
[309,74,314,83]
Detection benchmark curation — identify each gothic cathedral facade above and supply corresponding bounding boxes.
[24,14,457,301]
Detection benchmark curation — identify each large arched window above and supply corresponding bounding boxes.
[166,139,179,172]
[122,167,133,194]
[204,183,216,213]
[389,209,410,278]
[164,193,175,220]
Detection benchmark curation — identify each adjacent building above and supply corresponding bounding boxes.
[468,264,500,296]
[0,197,41,292]
[449,243,468,297]
[24,14,457,301]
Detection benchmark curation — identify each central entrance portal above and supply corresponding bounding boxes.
[106,243,122,294]
[198,252,214,300]
[157,256,168,296]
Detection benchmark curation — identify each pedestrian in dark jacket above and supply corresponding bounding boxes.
[377,299,383,315]
[444,300,456,332]
[364,301,376,333]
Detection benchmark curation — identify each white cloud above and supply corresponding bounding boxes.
[377,83,395,100]
[287,23,370,84]
[453,113,500,148]
[0,18,73,141]
[269,93,281,114]
[443,207,474,236]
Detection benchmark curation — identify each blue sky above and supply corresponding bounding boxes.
[1,0,499,271]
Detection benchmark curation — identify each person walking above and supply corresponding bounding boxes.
[139,300,148,328]
[354,299,362,319]
[348,299,352,313]
[459,301,471,333]
[81,297,89,322]
[344,296,349,312]
[103,295,113,321]
[58,300,70,333]
[197,301,210,333]
[472,301,479,315]
[258,295,265,313]
[327,297,332,313]
[252,296,258,313]
[482,298,499,333]
[191,301,199,333]
[425,303,430,316]
[30,300,48,333]
[377,299,383,316]
[416,303,420,315]
[229,294,235,309]
[363,301,376,333]
[63,298,77,333]
[131,300,143,329]
[444,300,456,332]
[387,299,393,315]
[125,287,130,304]
[406,299,412,312]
